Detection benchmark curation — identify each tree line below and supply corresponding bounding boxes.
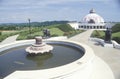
[0,21,69,30]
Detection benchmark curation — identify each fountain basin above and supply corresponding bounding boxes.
[0,38,95,79]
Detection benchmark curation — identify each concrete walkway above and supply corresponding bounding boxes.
[69,29,93,44]
[69,30,120,79]
[0,35,19,45]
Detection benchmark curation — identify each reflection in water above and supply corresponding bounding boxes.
[27,53,53,67]
[14,61,25,65]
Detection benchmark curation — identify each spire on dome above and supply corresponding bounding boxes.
[89,8,96,13]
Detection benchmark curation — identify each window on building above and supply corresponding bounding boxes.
[81,26,83,28]
[87,26,89,29]
[100,26,102,29]
[97,26,99,29]
[90,26,92,29]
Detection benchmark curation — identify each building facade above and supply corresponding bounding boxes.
[68,9,106,30]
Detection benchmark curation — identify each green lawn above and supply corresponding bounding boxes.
[50,28,64,36]
[91,30,105,39]
[91,30,120,38]
[0,30,20,42]
[112,32,120,37]
[1,31,19,35]
[0,24,84,41]
[91,30,120,43]
[112,32,120,43]
[17,27,64,40]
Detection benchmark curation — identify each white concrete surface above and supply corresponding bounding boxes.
[92,38,113,47]
[68,22,79,30]
[4,56,114,79]
[90,38,120,49]
[69,30,120,79]
[0,34,19,45]
[48,36,67,40]
[112,41,120,49]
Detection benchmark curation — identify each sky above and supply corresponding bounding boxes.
[0,0,120,23]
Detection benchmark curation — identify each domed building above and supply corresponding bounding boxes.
[82,9,104,23]
[68,9,106,30]
[79,9,106,29]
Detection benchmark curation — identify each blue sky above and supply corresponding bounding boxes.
[0,0,120,23]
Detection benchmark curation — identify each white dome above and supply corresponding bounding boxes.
[82,9,104,24]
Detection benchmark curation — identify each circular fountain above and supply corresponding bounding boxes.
[0,37,85,78]
[0,37,114,79]
[26,37,53,54]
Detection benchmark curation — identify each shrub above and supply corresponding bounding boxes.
[112,24,120,33]
[0,32,1,35]
[51,34,59,37]
[63,32,70,36]
[27,34,35,39]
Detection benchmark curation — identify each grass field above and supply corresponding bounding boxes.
[91,30,105,39]
[112,32,120,37]
[50,28,64,36]
[0,30,20,42]
[1,31,19,35]
[0,24,83,41]
[91,30,120,43]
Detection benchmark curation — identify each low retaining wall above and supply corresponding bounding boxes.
[90,38,104,46]
[112,41,120,49]
[90,37,120,49]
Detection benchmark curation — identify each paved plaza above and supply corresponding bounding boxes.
[69,30,120,79]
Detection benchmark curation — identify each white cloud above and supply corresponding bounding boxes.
[0,0,119,23]
[0,0,111,7]
[0,0,114,11]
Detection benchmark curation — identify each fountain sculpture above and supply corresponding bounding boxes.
[26,36,53,54]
